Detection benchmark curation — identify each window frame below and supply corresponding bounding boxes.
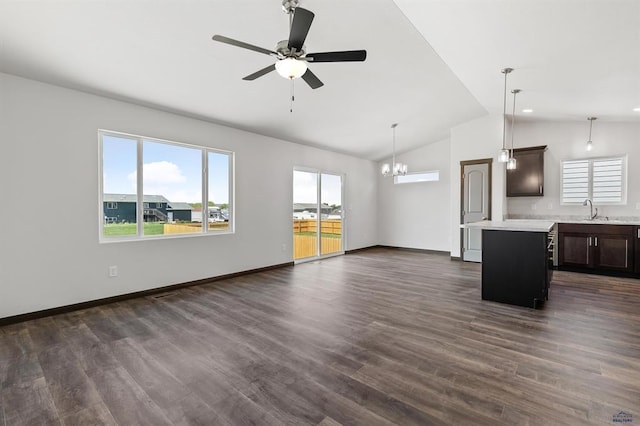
[560,155,627,206]
[98,129,234,242]
[394,170,440,184]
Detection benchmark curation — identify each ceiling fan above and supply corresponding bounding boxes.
[212,0,367,90]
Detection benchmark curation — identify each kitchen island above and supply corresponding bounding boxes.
[466,220,556,309]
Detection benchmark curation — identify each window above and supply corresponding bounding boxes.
[100,130,233,241]
[394,170,440,184]
[561,156,626,205]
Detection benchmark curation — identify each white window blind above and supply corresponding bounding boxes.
[561,160,589,204]
[592,158,623,203]
[561,156,626,205]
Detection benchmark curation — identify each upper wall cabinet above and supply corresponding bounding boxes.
[507,145,547,197]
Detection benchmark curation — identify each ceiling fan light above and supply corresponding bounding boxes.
[275,58,307,79]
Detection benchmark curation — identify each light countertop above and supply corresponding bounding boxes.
[556,219,640,225]
[465,219,556,232]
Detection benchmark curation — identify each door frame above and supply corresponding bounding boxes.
[293,167,345,264]
[460,158,493,260]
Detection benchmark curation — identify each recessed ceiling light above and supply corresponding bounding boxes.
[633,107,640,112]
[522,108,533,113]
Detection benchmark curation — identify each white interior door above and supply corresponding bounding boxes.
[462,162,490,262]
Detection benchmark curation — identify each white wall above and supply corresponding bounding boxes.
[0,73,378,319]
[507,121,640,219]
[449,114,505,258]
[377,137,451,251]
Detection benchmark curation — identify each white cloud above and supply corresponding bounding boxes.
[126,161,201,203]
[127,161,187,186]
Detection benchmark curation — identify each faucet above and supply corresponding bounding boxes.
[582,199,598,220]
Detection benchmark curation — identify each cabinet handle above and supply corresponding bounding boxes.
[638,229,639,239]
[588,237,592,247]
[539,185,542,194]
[595,236,598,247]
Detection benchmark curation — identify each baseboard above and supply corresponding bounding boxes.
[376,245,451,256]
[450,256,462,261]
[345,245,380,254]
[0,261,294,327]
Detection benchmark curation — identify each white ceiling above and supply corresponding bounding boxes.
[1,0,638,161]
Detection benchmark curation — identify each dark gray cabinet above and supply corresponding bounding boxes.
[635,226,640,274]
[482,229,551,309]
[506,145,546,197]
[558,223,634,273]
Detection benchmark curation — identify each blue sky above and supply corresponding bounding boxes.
[293,170,342,206]
[102,134,229,204]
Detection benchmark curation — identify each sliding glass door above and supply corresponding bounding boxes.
[293,169,343,261]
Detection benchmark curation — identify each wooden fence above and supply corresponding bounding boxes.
[293,219,342,235]
[164,222,229,234]
[163,220,339,259]
[293,219,342,259]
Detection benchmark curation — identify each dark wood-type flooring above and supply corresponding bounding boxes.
[1,248,639,425]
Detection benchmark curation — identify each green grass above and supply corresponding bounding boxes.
[103,222,165,237]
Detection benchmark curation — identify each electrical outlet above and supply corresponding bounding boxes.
[531,203,537,211]
[636,202,640,210]
[547,203,554,210]
[108,265,118,277]
[281,244,287,252]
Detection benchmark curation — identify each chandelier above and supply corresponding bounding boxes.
[381,123,408,176]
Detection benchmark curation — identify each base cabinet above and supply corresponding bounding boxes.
[559,233,591,268]
[482,229,550,309]
[636,226,640,274]
[558,224,634,273]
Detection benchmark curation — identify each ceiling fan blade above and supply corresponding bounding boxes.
[288,8,314,51]
[306,50,367,62]
[212,35,277,56]
[301,68,324,89]
[242,64,276,81]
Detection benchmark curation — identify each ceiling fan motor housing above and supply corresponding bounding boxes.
[276,40,305,58]
[282,0,299,14]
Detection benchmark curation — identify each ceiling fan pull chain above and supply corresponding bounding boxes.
[290,78,295,113]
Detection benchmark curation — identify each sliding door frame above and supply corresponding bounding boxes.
[293,167,345,264]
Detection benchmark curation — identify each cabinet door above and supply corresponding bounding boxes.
[507,147,545,197]
[636,227,640,274]
[594,234,634,272]
[558,233,591,268]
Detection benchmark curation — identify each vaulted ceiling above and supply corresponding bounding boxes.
[1,0,638,160]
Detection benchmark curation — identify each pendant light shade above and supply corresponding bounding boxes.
[499,149,510,163]
[498,68,513,163]
[586,117,597,151]
[381,123,408,177]
[506,89,521,170]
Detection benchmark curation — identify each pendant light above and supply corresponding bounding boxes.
[381,123,408,177]
[586,117,597,151]
[506,89,520,170]
[498,68,513,163]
